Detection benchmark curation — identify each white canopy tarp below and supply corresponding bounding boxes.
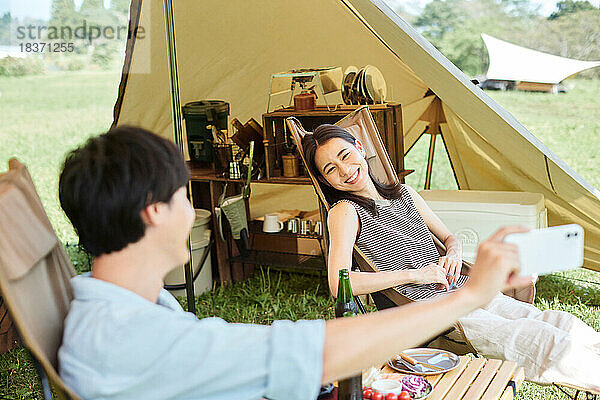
[113,0,600,271]
[482,33,600,84]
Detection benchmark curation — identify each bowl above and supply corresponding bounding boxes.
[371,379,404,395]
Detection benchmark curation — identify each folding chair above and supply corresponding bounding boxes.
[288,105,535,354]
[0,159,81,400]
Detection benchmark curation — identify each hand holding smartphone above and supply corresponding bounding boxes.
[503,224,584,276]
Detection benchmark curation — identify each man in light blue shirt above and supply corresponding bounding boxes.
[57,126,532,399]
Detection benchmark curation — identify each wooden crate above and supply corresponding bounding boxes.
[262,104,404,179]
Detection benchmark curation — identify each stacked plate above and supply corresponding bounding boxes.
[342,65,387,105]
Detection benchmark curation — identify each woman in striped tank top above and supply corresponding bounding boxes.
[301,124,600,391]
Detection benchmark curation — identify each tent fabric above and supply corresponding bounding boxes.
[113,0,600,272]
[482,33,600,84]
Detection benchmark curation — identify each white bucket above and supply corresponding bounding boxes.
[164,209,212,297]
[191,209,211,243]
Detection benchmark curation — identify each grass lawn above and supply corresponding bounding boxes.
[0,72,599,399]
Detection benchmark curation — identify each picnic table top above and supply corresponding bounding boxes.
[379,356,525,400]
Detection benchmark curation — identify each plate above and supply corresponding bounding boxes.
[387,348,460,376]
[342,71,356,105]
[364,65,387,103]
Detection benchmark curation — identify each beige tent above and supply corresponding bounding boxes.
[112,0,600,272]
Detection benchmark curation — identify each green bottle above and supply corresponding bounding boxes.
[335,269,361,400]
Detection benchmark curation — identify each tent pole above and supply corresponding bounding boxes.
[424,127,437,190]
[163,0,196,315]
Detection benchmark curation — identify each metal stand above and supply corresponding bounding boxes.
[554,384,598,400]
[267,70,338,113]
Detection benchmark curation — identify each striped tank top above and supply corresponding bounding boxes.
[334,185,467,301]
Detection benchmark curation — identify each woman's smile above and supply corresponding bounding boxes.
[345,167,361,184]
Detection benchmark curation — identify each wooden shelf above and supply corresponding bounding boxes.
[230,250,324,271]
[188,163,313,185]
[188,163,412,185]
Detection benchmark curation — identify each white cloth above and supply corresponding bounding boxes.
[459,293,600,390]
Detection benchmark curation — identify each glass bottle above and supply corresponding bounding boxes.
[335,269,361,400]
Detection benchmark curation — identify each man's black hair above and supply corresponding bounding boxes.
[59,126,190,257]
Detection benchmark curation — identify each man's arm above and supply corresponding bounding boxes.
[321,226,533,383]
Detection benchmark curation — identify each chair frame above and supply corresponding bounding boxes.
[0,159,81,400]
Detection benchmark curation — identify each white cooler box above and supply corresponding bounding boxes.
[419,190,548,263]
[165,209,213,297]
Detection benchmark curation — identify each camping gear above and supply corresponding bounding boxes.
[262,213,284,233]
[214,144,233,177]
[293,92,316,111]
[164,209,213,296]
[342,65,387,105]
[183,100,230,162]
[228,161,241,179]
[216,141,255,256]
[112,0,600,272]
[420,190,547,263]
[0,159,81,400]
[164,229,213,297]
[282,154,300,177]
[267,67,343,112]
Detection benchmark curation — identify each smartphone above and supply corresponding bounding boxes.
[504,224,584,276]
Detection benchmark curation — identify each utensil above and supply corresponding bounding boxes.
[229,161,241,179]
[387,348,460,376]
[313,221,322,236]
[287,218,299,233]
[399,352,444,371]
[300,219,312,235]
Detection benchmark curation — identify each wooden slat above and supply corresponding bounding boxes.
[443,357,486,400]
[461,359,503,400]
[427,356,471,400]
[481,361,518,400]
[499,367,525,400]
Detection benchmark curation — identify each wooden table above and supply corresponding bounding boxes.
[379,356,525,400]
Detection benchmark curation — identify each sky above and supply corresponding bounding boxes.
[1,0,600,21]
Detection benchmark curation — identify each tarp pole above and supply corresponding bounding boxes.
[424,126,437,190]
[163,0,196,314]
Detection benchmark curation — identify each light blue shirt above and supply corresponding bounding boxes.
[59,274,325,400]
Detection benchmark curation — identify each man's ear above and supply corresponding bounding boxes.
[355,139,366,158]
[140,203,162,226]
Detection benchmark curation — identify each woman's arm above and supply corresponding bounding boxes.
[404,185,463,285]
[327,202,449,296]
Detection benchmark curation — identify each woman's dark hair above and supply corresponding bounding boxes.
[59,126,190,256]
[301,124,402,215]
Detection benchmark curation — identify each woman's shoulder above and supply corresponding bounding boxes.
[330,199,359,216]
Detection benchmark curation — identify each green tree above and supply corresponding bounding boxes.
[414,0,535,76]
[414,0,465,39]
[548,0,597,20]
[110,0,131,16]
[49,0,78,28]
[0,12,15,45]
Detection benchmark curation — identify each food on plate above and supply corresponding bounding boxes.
[363,387,374,399]
[401,375,432,399]
[385,393,398,400]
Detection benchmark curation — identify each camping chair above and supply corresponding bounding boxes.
[287,105,536,355]
[0,159,81,400]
